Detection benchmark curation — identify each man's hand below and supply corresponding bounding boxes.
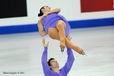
[42,38,49,47]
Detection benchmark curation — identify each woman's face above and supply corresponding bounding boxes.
[42,6,51,13]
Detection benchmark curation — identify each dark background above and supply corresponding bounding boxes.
[0,0,27,18]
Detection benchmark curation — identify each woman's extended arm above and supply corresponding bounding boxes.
[49,8,61,14]
[37,20,47,37]
[40,8,61,18]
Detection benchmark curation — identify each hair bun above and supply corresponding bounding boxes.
[38,7,44,17]
[38,13,41,17]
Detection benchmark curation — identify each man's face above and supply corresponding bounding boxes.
[50,59,59,69]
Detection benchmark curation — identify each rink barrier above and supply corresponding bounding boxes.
[0,17,114,35]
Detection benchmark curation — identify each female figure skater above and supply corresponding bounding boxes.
[37,6,84,54]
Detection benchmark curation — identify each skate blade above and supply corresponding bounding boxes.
[81,51,87,56]
[61,47,65,52]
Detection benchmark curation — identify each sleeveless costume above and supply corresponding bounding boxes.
[41,13,71,36]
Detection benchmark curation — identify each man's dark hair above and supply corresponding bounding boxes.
[48,58,55,66]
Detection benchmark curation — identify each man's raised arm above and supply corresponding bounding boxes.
[41,39,51,75]
[61,46,75,74]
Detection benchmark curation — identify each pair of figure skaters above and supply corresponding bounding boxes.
[38,6,85,76]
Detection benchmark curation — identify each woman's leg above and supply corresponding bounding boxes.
[48,28,83,54]
[56,20,66,49]
[48,28,60,40]
[65,37,83,54]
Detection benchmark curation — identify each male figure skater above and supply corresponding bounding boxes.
[41,38,75,76]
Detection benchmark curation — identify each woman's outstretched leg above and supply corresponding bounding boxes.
[65,37,83,54]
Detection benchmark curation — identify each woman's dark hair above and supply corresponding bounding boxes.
[48,58,55,66]
[38,6,44,17]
